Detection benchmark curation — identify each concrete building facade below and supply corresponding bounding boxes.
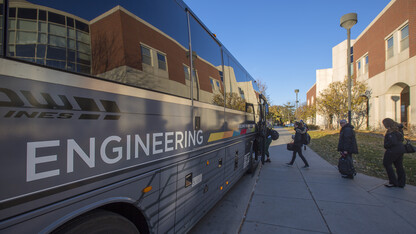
[307,0,415,129]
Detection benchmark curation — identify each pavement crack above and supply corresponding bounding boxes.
[299,167,333,234]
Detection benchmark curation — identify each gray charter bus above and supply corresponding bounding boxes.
[0,0,269,233]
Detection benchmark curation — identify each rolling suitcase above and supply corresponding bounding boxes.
[338,153,355,176]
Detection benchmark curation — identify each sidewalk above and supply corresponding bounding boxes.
[240,127,416,234]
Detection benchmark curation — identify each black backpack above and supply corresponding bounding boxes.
[271,130,279,140]
[302,132,311,145]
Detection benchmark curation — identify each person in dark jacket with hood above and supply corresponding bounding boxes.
[337,119,358,179]
[382,118,406,188]
[287,121,309,168]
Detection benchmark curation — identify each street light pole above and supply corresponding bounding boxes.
[294,89,299,120]
[340,13,357,124]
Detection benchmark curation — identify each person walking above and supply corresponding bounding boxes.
[286,121,309,168]
[337,119,358,179]
[265,124,273,163]
[382,118,406,188]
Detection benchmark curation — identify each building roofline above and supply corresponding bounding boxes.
[307,83,316,93]
[356,0,395,41]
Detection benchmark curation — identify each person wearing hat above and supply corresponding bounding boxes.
[286,121,309,168]
[382,118,406,188]
[337,119,358,179]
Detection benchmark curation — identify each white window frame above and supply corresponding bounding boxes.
[400,24,409,51]
[209,77,217,92]
[386,35,394,60]
[140,44,152,66]
[183,64,190,80]
[156,51,167,71]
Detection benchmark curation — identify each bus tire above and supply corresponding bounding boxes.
[53,209,140,234]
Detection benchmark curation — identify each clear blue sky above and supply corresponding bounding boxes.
[183,0,391,106]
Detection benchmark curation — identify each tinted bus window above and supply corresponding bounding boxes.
[222,51,246,111]
[5,0,191,99]
[1,1,4,56]
[189,14,223,105]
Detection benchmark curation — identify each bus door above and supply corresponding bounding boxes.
[258,94,269,164]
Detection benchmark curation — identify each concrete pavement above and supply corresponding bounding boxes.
[190,127,416,234]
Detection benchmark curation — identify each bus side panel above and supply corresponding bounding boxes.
[175,156,203,233]
[0,73,196,226]
[157,165,178,234]
[0,171,160,233]
[174,147,227,234]
[186,148,225,231]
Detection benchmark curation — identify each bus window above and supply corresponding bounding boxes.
[246,103,255,123]
[188,14,222,105]
[222,52,247,111]
[1,1,3,56]
[5,0,191,99]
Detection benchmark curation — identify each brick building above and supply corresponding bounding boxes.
[307,0,416,129]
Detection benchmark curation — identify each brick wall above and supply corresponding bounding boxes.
[306,84,316,106]
[353,0,415,79]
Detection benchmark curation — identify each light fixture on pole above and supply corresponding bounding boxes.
[340,13,357,124]
[391,96,400,121]
[294,89,299,119]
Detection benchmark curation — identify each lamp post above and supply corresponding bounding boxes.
[391,96,400,121]
[340,13,357,124]
[294,89,299,119]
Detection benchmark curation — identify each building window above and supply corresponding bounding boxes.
[364,55,368,73]
[210,78,221,92]
[184,64,190,80]
[401,25,409,51]
[192,69,198,83]
[157,52,167,70]
[184,65,197,83]
[387,36,394,59]
[210,78,216,91]
[238,87,245,100]
[357,60,361,74]
[141,45,151,65]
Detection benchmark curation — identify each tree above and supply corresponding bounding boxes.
[316,78,369,129]
[212,92,245,111]
[297,102,316,123]
[268,105,282,124]
[256,79,271,104]
[277,102,295,124]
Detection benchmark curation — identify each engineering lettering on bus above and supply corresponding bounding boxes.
[26,130,204,182]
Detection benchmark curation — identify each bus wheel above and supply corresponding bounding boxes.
[53,210,139,234]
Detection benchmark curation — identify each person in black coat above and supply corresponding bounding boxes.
[337,119,358,179]
[287,122,309,168]
[382,118,406,188]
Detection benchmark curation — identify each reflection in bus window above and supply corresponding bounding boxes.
[6,1,91,74]
[5,0,191,99]
[221,51,246,111]
[189,14,223,105]
[0,1,2,56]
[246,104,255,122]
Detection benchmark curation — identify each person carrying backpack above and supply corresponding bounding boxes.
[265,123,279,163]
[286,121,309,168]
[300,120,311,149]
[382,118,406,188]
[337,119,358,179]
